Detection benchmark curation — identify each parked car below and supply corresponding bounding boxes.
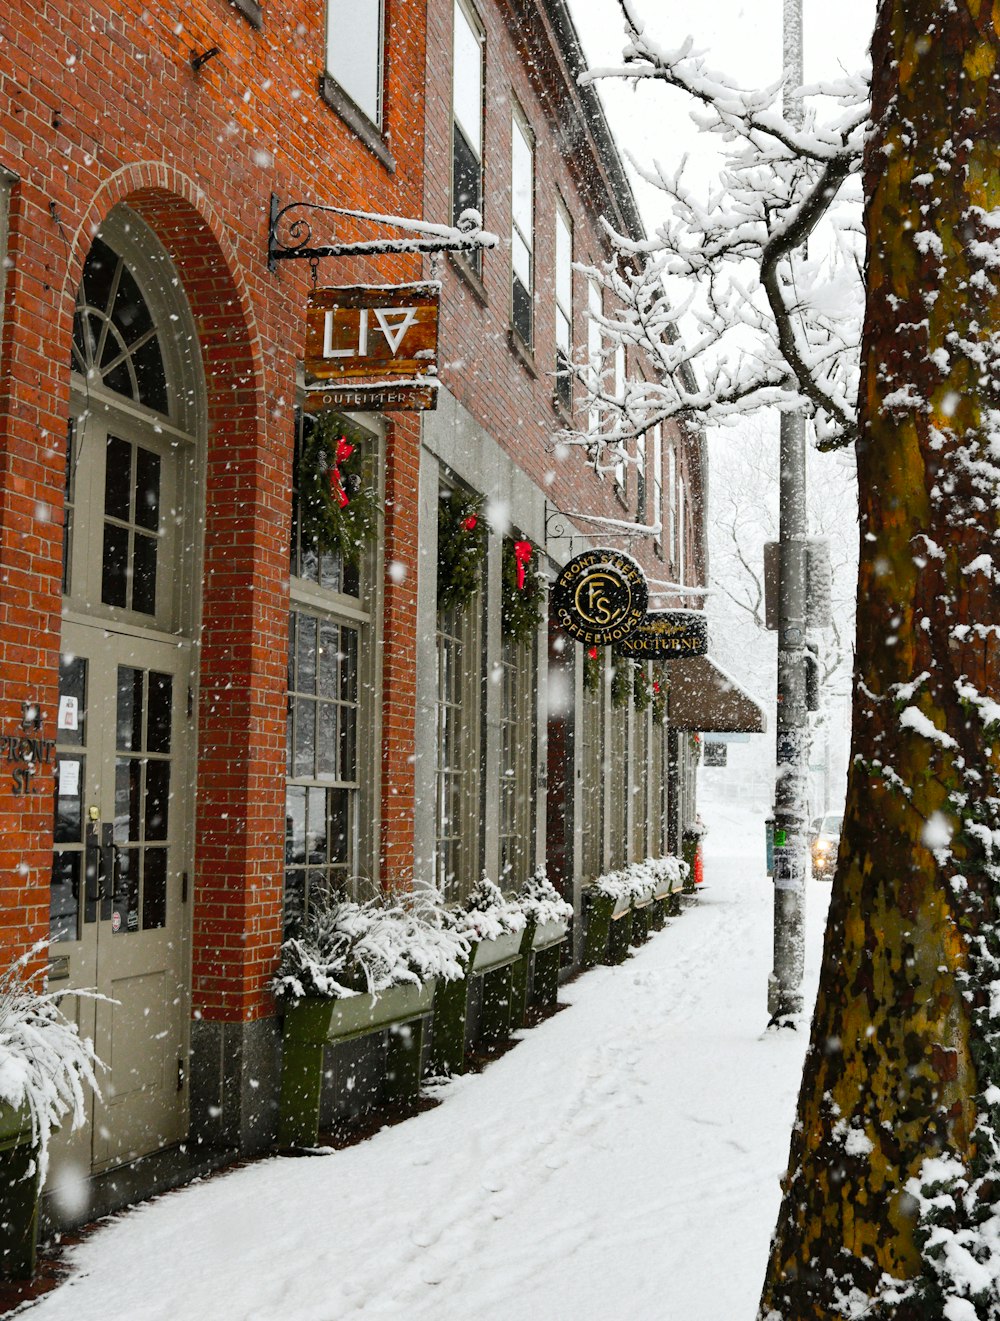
[810,813,842,880]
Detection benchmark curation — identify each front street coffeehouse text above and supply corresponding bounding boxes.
[552,549,648,647]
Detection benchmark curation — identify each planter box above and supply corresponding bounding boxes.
[531,917,569,951]
[469,927,529,974]
[0,1102,39,1280]
[284,980,436,1049]
[279,980,437,1149]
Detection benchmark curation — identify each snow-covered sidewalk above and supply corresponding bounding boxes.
[24,800,828,1321]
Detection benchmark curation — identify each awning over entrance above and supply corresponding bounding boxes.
[667,655,767,734]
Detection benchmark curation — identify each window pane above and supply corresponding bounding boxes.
[142,848,167,930]
[453,125,482,220]
[453,1,483,157]
[132,531,158,616]
[50,852,80,944]
[147,672,173,754]
[326,0,383,124]
[512,118,533,239]
[145,759,170,841]
[556,210,572,313]
[134,448,161,532]
[512,230,531,289]
[116,667,144,752]
[513,276,532,346]
[101,523,128,607]
[105,436,132,522]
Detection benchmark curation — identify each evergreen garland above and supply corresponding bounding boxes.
[611,652,633,709]
[634,662,653,712]
[297,411,380,569]
[583,645,602,695]
[501,537,545,648]
[437,489,488,614]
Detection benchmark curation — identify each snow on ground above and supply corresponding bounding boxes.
[23,798,829,1321]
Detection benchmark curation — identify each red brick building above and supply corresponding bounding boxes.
[0,0,757,1229]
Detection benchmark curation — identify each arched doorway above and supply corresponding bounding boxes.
[49,207,202,1181]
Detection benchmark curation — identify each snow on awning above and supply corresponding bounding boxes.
[667,656,767,734]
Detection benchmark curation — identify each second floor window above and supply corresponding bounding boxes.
[453,0,484,271]
[326,0,384,127]
[555,206,573,413]
[511,113,534,346]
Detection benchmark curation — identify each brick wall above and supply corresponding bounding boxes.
[0,0,428,1018]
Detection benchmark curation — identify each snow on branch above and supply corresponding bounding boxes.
[559,2,868,465]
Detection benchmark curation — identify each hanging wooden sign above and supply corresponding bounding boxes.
[303,283,440,412]
[551,549,648,647]
[617,610,708,659]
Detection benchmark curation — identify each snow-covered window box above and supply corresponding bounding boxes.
[517,869,573,950]
[274,893,469,1003]
[453,876,528,974]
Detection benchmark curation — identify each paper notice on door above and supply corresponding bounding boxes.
[58,696,79,731]
[58,759,81,797]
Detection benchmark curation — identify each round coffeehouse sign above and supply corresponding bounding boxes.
[552,549,648,646]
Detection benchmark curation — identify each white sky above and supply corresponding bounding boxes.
[566,0,876,225]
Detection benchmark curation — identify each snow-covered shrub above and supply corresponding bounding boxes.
[590,855,689,903]
[0,948,103,1183]
[274,890,470,1002]
[516,868,573,927]
[452,874,527,944]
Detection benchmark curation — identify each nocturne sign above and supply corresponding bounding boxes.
[551,549,648,647]
[303,283,440,412]
[617,610,709,660]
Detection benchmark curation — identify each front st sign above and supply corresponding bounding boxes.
[617,609,708,660]
[303,283,440,412]
[551,549,648,646]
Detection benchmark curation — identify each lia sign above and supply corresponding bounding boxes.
[617,610,708,660]
[303,283,440,412]
[551,549,648,647]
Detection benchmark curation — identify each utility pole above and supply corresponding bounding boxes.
[768,0,809,1024]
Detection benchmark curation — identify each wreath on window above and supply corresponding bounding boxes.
[583,645,602,695]
[297,412,380,569]
[501,537,545,648]
[610,652,633,710]
[437,489,488,614]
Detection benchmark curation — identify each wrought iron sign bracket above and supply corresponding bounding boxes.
[544,501,578,547]
[268,195,499,273]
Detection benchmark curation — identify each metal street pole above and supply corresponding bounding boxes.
[768,0,809,1023]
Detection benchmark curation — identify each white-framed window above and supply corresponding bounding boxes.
[554,204,573,413]
[677,473,687,586]
[651,425,663,549]
[326,0,384,126]
[667,440,677,570]
[499,622,536,889]
[435,488,484,902]
[587,278,602,439]
[453,0,484,274]
[613,343,626,491]
[636,433,646,522]
[511,111,534,346]
[284,410,378,932]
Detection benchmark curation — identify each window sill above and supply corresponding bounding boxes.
[508,328,537,379]
[552,393,573,427]
[226,0,263,28]
[319,75,395,173]
[448,251,488,306]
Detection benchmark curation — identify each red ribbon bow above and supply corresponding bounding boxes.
[329,437,354,509]
[463,515,478,532]
[513,540,533,590]
[588,647,598,660]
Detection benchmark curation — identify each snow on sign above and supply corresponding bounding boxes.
[551,549,648,646]
[617,609,708,660]
[303,283,440,412]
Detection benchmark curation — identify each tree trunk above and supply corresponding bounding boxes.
[760,2,1000,1316]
